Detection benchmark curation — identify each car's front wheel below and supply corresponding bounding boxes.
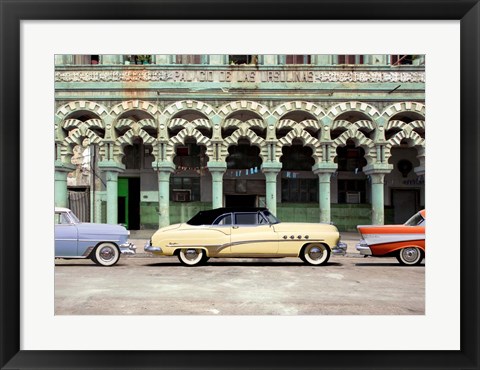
[92,243,120,266]
[301,243,330,266]
[178,248,205,266]
[396,247,423,266]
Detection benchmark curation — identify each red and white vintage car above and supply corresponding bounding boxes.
[356,210,425,266]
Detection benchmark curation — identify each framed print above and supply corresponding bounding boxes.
[1,0,479,369]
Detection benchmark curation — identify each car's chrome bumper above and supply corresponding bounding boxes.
[356,240,372,255]
[119,242,137,255]
[332,241,347,256]
[144,240,163,254]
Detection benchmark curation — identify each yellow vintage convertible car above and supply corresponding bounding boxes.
[145,207,347,266]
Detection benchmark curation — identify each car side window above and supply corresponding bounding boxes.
[214,214,232,226]
[235,213,258,225]
[55,212,71,225]
[257,212,268,224]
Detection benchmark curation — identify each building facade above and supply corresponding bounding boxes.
[54,54,425,231]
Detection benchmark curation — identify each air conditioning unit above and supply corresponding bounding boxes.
[172,189,191,202]
[346,191,361,204]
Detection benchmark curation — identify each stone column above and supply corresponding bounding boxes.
[364,164,393,225]
[207,161,227,209]
[313,163,337,223]
[153,161,175,228]
[369,173,386,225]
[262,162,283,216]
[98,161,125,225]
[54,162,75,208]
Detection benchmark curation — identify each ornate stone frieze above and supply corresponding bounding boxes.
[55,69,425,84]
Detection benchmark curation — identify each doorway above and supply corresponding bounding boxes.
[392,189,420,224]
[118,177,140,230]
[225,194,257,208]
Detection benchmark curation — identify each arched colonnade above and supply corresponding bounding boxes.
[55,99,425,227]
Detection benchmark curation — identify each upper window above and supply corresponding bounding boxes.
[337,55,364,65]
[391,55,413,65]
[176,55,202,64]
[285,55,311,64]
[229,55,257,65]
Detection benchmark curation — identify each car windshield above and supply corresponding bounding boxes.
[67,210,80,223]
[262,210,280,224]
[404,212,424,226]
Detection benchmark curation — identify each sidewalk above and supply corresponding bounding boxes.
[128,230,361,257]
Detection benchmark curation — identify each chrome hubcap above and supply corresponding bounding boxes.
[185,249,199,261]
[99,247,115,261]
[402,248,419,263]
[308,246,323,260]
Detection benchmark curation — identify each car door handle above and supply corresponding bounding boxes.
[233,226,239,229]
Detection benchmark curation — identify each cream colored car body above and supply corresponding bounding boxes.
[146,208,345,265]
[151,221,340,257]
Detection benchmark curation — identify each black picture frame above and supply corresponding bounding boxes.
[1,1,478,369]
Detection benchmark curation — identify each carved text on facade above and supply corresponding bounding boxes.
[55,70,425,84]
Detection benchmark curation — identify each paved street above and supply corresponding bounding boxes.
[55,233,425,315]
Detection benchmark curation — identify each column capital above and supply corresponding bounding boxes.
[261,161,282,173]
[363,163,393,176]
[98,160,125,172]
[55,161,76,173]
[312,162,337,174]
[152,161,175,173]
[207,161,227,173]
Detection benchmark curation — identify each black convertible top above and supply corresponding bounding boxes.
[186,207,268,226]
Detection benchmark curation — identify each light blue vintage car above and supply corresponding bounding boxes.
[55,207,136,266]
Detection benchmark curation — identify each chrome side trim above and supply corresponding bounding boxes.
[78,239,121,243]
[55,256,88,259]
[150,239,325,253]
[82,246,95,257]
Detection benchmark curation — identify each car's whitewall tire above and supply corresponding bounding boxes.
[302,243,330,266]
[93,243,120,266]
[178,248,205,266]
[396,247,423,266]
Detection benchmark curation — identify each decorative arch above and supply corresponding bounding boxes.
[382,102,425,119]
[272,101,326,120]
[110,100,160,118]
[386,130,425,148]
[223,118,266,130]
[326,101,381,121]
[218,100,270,119]
[165,128,214,162]
[222,128,268,162]
[385,130,425,167]
[332,130,376,164]
[56,100,109,120]
[168,118,212,130]
[277,129,322,163]
[60,118,105,162]
[163,100,216,120]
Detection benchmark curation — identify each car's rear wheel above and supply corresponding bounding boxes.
[178,248,205,266]
[302,243,330,266]
[396,247,423,266]
[92,242,120,266]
